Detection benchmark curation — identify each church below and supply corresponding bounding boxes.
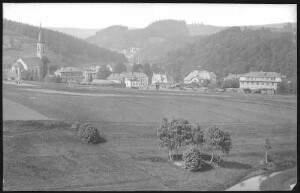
[11,24,49,80]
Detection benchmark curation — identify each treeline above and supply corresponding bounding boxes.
[3,19,127,65]
[164,27,297,84]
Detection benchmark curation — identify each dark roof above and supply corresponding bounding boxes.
[243,71,282,78]
[20,57,42,67]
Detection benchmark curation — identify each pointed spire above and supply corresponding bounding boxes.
[38,22,43,42]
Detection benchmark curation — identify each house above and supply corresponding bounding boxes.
[239,71,285,94]
[11,24,49,81]
[184,70,217,84]
[151,73,169,84]
[55,67,84,84]
[107,73,125,83]
[124,77,140,88]
[3,69,17,80]
[82,67,97,83]
[108,72,148,88]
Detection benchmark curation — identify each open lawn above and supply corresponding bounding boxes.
[2,83,297,191]
[260,168,297,191]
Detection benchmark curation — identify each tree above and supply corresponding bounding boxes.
[204,126,232,164]
[41,57,50,79]
[49,64,60,74]
[202,79,211,87]
[97,65,112,79]
[189,123,205,148]
[157,118,193,161]
[264,138,272,164]
[132,63,143,72]
[113,62,127,74]
[142,62,153,83]
[223,78,240,88]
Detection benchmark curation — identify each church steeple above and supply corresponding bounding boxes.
[37,23,46,59]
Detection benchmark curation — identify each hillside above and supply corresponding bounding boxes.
[3,19,127,69]
[48,27,101,39]
[164,27,297,83]
[3,29,64,69]
[86,20,189,51]
[86,20,296,65]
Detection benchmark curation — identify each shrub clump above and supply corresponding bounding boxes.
[183,147,205,171]
[77,123,100,144]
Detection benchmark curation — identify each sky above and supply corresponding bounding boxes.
[3,3,297,29]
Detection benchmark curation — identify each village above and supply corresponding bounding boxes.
[3,25,288,96]
[2,3,297,192]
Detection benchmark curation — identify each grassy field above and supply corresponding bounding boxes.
[260,168,297,191]
[2,83,297,190]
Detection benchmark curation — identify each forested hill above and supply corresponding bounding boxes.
[165,27,297,82]
[86,20,189,50]
[3,19,127,67]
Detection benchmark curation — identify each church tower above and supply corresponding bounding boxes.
[37,23,46,59]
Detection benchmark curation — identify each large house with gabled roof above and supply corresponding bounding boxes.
[239,71,285,94]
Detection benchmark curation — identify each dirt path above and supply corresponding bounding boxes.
[3,98,50,120]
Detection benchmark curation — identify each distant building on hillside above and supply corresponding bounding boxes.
[151,73,170,84]
[107,72,148,88]
[239,71,285,94]
[11,24,49,81]
[184,70,216,84]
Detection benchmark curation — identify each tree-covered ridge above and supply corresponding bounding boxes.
[86,20,190,51]
[144,20,188,38]
[165,27,297,82]
[3,19,127,66]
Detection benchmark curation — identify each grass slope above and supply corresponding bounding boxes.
[3,119,296,191]
[260,168,297,191]
[3,83,297,190]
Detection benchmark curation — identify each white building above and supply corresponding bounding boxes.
[152,73,169,84]
[184,70,216,84]
[239,71,285,94]
[108,72,148,88]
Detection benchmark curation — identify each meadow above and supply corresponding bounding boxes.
[3,83,297,190]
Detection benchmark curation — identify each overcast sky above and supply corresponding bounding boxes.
[3,3,297,29]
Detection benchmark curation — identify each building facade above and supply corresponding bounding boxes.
[108,72,148,88]
[152,73,169,84]
[184,70,216,84]
[55,67,84,83]
[239,72,284,94]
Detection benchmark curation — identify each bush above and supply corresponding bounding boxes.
[77,123,100,144]
[45,75,62,83]
[170,118,189,126]
[183,147,206,171]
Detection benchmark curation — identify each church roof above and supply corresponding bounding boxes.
[19,57,43,67]
[38,25,44,42]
